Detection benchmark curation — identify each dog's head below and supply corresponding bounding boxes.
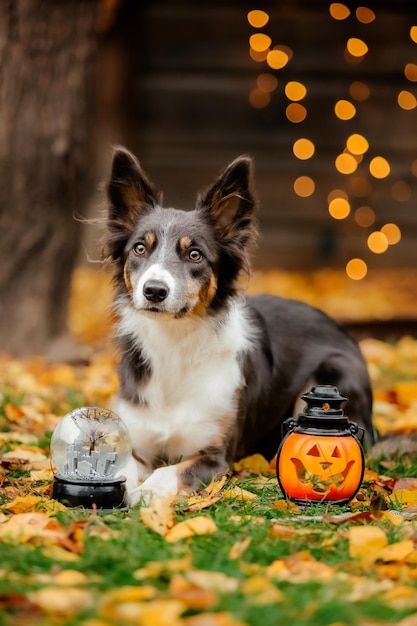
[103,147,258,318]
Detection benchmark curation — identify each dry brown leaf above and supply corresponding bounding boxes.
[394,477,417,491]
[140,494,176,536]
[165,516,217,543]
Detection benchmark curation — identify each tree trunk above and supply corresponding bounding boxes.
[0,0,99,356]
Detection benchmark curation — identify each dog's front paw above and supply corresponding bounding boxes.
[126,465,179,507]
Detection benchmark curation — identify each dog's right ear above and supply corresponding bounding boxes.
[107,147,161,227]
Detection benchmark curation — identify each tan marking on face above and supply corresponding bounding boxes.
[179,236,192,252]
[191,273,218,316]
[144,231,156,248]
[124,263,133,294]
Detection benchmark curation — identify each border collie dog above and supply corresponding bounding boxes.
[104,147,375,506]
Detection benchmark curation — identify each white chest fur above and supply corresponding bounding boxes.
[116,301,255,470]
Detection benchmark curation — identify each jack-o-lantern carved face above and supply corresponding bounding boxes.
[277,432,364,502]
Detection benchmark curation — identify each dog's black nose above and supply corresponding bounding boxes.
[143,280,169,303]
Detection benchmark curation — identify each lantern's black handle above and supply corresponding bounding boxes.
[349,422,365,443]
[282,418,297,438]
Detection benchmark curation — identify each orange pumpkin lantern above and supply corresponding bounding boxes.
[277,385,365,506]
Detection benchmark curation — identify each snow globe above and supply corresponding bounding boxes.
[51,406,132,509]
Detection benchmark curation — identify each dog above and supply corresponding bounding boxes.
[103,147,375,506]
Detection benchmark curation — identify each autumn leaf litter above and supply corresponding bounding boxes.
[0,269,417,625]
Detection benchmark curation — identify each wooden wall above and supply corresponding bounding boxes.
[110,0,417,270]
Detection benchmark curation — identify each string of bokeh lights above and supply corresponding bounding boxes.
[247,4,417,279]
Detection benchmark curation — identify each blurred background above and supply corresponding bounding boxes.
[1,0,417,356]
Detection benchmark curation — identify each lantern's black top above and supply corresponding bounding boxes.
[296,384,352,434]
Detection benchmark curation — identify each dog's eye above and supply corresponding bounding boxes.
[188,249,203,262]
[133,243,146,256]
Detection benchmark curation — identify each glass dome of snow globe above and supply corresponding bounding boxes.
[51,406,132,509]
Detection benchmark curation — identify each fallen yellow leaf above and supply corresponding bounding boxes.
[348,525,388,562]
[233,454,274,475]
[240,575,283,605]
[54,570,89,586]
[184,475,227,512]
[5,495,67,515]
[169,574,218,609]
[129,600,185,626]
[140,494,176,536]
[29,586,93,614]
[267,552,335,583]
[183,612,248,626]
[101,585,158,605]
[389,489,417,507]
[0,512,66,543]
[187,570,239,593]
[377,539,415,563]
[165,516,217,543]
[223,486,256,501]
[228,536,252,560]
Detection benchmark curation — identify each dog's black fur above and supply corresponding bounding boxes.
[103,148,375,504]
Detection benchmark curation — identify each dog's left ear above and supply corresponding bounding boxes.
[197,156,258,239]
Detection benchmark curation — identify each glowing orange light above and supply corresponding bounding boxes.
[369,156,390,179]
[354,206,375,227]
[286,103,307,123]
[346,134,369,155]
[404,63,417,82]
[346,38,368,57]
[398,90,417,110]
[257,73,278,92]
[356,7,376,24]
[335,153,358,174]
[250,33,272,52]
[367,231,389,254]
[249,88,270,109]
[346,258,367,280]
[392,181,411,202]
[247,10,269,28]
[285,81,307,101]
[293,138,315,160]
[410,26,417,44]
[294,176,315,197]
[328,197,351,220]
[381,223,401,245]
[266,49,289,70]
[334,100,356,120]
[329,3,350,20]
[349,81,370,101]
